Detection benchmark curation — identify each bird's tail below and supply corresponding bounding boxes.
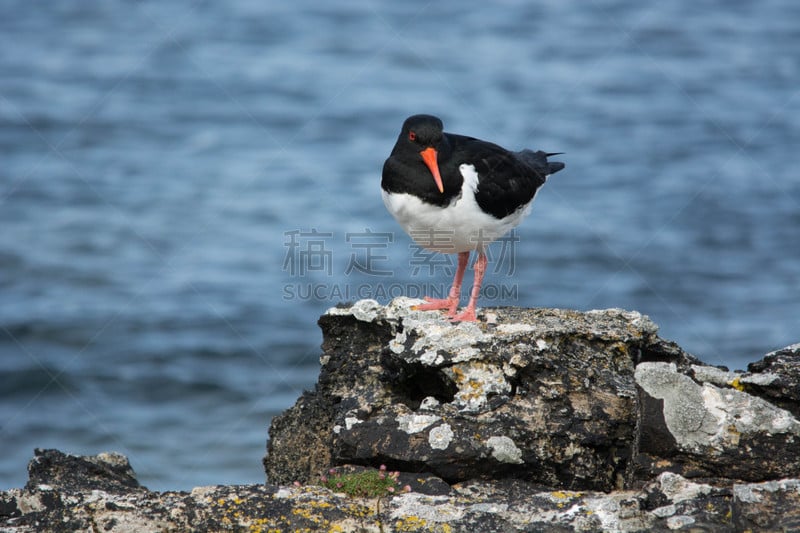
[518,150,565,176]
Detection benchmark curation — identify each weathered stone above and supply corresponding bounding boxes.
[263,390,336,486]
[732,478,800,531]
[635,361,800,482]
[7,450,800,532]
[5,302,800,531]
[25,448,142,493]
[741,343,800,418]
[268,299,800,494]
[267,298,682,491]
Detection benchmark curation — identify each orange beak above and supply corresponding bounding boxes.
[420,147,444,193]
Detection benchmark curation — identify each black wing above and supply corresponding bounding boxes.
[454,136,558,219]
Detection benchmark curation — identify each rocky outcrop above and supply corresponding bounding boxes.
[268,299,661,491]
[3,299,800,532]
[635,361,800,482]
[265,298,800,492]
[3,448,800,532]
[740,342,800,417]
[24,448,142,494]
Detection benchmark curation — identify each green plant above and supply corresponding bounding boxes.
[319,465,411,498]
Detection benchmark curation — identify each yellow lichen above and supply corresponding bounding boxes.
[344,502,374,518]
[393,516,454,532]
[395,515,428,531]
[551,490,582,499]
[309,500,333,509]
[292,506,316,520]
[249,518,285,533]
[729,377,745,391]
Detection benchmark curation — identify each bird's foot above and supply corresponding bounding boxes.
[449,307,478,322]
[412,296,460,317]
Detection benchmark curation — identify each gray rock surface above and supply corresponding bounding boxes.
[3,299,800,532]
[24,448,142,493]
[635,361,800,481]
[266,298,703,491]
[3,448,800,532]
[741,342,800,417]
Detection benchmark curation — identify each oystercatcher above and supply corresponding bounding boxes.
[382,114,564,322]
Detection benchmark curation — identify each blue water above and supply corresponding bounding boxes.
[1,1,798,491]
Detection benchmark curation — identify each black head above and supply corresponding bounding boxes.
[400,114,444,149]
[392,114,446,193]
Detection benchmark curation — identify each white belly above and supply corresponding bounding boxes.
[382,164,535,254]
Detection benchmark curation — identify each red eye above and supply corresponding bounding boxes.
[408,131,416,141]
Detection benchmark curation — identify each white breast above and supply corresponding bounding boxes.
[382,164,535,253]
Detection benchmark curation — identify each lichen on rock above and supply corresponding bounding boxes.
[4,300,800,532]
[267,298,696,491]
[635,361,800,481]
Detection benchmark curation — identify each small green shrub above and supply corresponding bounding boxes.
[318,465,410,498]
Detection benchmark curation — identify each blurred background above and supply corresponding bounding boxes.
[1,0,798,491]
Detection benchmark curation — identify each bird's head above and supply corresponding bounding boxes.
[398,114,445,193]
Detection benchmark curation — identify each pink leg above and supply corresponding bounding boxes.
[451,252,487,322]
[413,251,470,317]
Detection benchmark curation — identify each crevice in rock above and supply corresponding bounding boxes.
[380,355,458,409]
[633,338,703,373]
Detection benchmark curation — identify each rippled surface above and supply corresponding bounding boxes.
[1,1,798,490]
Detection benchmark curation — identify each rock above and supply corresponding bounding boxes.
[732,478,800,531]
[740,343,800,418]
[25,448,142,493]
[4,450,800,532]
[266,298,701,491]
[635,361,800,482]
[263,390,336,487]
[4,301,800,531]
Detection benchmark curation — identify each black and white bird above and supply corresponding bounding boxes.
[381,114,564,322]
